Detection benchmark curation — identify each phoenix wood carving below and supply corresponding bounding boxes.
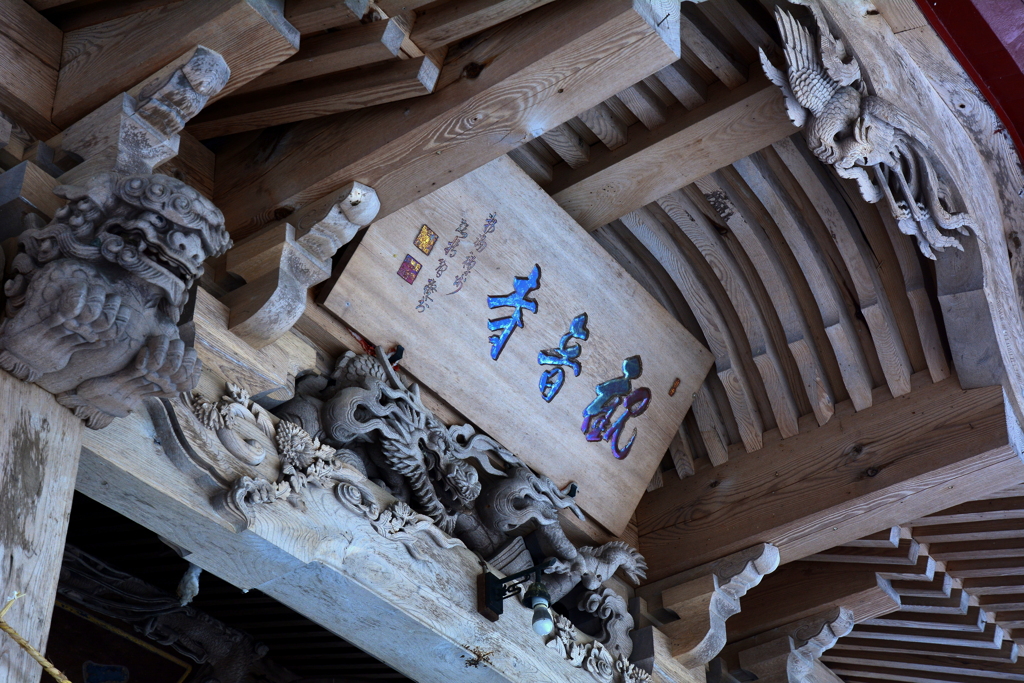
[761,1,974,258]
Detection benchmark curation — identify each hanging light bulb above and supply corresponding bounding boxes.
[524,582,554,636]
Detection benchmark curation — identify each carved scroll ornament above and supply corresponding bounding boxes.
[546,613,653,683]
[761,1,974,259]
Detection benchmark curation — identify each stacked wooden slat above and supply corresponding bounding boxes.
[819,490,1024,682]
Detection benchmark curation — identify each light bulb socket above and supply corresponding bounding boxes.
[523,581,551,609]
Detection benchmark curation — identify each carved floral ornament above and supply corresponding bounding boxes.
[761,0,975,259]
[150,348,653,682]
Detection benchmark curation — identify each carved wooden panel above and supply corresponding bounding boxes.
[323,156,712,534]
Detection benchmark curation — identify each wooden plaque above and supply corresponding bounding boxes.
[324,157,712,534]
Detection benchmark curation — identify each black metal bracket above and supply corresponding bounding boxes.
[477,558,555,622]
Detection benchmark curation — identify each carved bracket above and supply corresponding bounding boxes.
[547,612,654,683]
[761,0,974,259]
[634,543,781,669]
[221,182,380,349]
[735,607,854,683]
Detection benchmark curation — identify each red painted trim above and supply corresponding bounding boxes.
[914,0,1024,160]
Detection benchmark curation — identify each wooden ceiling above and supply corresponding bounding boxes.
[6,0,1024,681]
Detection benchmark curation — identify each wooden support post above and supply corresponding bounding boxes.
[0,370,82,683]
[638,373,1023,581]
[214,0,682,238]
[633,543,780,668]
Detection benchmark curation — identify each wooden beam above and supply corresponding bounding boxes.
[0,370,82,683]
[410,0,557,52]
[188,53,444,139]
[285,0,369,34]
[0,1,59,139]
[548,75,796,232]
[214,0,682,238]
[638,372,1022,581]
[74,392,667,683]
[53,0,299,128]
[0,161,60,239]
[231,17,413,95]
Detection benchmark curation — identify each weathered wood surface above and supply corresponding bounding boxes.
[0,369,82,683]
[193,288,317,402]
[0,0,60,139]
[324,157,713,535]
[53,0,299,128]
[810,0,1024,483]
[74,399,701,683]
[550,76,797,232]
[638,372,1022,581]
[215,0,681,238]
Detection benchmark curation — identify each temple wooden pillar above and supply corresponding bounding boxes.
[0,369,81,683]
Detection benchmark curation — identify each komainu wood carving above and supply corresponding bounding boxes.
[0,47,233,429]
[761,1,974,258]
[0,173,231,428]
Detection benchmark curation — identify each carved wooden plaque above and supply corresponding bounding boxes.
[324,157,712,534]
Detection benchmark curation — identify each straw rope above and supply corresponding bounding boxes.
[0,593,71,683]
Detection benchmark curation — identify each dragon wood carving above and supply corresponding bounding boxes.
[761,0,974,258]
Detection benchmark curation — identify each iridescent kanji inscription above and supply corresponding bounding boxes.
[538,313,590,402]
[486,264,541,361]
[582,355,652,459]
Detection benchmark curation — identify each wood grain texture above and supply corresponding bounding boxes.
[189,54,442,139]
[285,0,368,34]
[771,138,915,399]
[324,156,712,534]
[616,82,668,130]
[696,171,835,426]
[727,561,900,643]
[733,151,875,412]
[638,373,1021,581]
[0,370,81,683]
[0,29,58,140]
[0,0,62,70]
[194,288,316,402]
[77,377,679,683]
[541,122,590,169]
[809,0,1024,518]
[550,75,796,232]
[215,0,681,238]
[657,190,800,438]
[621,206,764,452]
[54,0,299,128]
[233,17,410,95]
[410,0,557,52]
[678,3,746,88]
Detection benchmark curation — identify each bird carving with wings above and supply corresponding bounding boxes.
[761,1,973,258]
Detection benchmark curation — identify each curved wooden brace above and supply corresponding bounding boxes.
[657,190,801,438]
[634,542,781,669]
[770,138,914,399]
[734,606,854,683]
[695,171,836,426]
[621,206,765,452]
[733,152,875,412]
[221,182,380,349]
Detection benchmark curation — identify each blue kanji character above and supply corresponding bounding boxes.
[538,313,590,402]
[486,264,541,361]
[581,355,652,459]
